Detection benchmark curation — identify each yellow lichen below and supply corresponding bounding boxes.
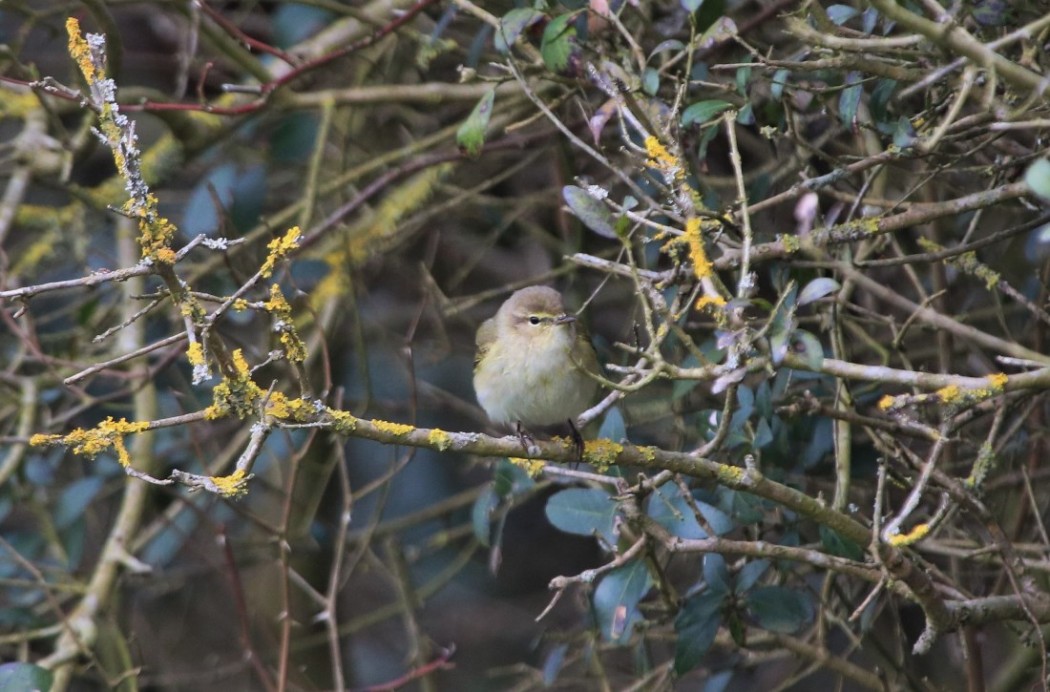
[187,341,205,366]
[584,438,623,471]
[877,395,896,411]
[29,433,62,446]
[260,227,302,278]
[210,469,249,498]
[509,456,545,477]
[936,385,961,403]
[44,417,150,468]
[372,419,415,436]
[887,523,929,547]
[66,18,97,84]
[644,136,678,169]
[328,410,358,433]
[717,464,745,483]
[778,233,801,253]
[696,294,726,312]
[231,349,251,377]
[684,217,713,280]
[986,373,1008,390]
[427,428,453,452]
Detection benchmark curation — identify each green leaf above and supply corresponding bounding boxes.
[734,559,769,593]
[838,71,863,127]
[494,8,544,54]
[598,406,627,442]
[0,662,54,692]
[545,487,617,544]
[648,485,706,539]
[798,277,840,306]
[682,100,733,127]
[826,4,859,24]
[54,476,104,530]
[747,586,813,633]
[735,63,751,96]
[703,553,731,594]
[594,559,652,643]
[790,330,825,369]
[674,589,726,675]
[541,14,577,73]
[642,67,660,96]
[471,483,499,547]
[697,16,737,48]
[456,88,496,158]
[562,185,617,238]
[1025,159,1050,202]
[753,417,773,449]
[696,500,734,535]
[770,69,790,100]
[493,457,535,497]
[681,0,705,13]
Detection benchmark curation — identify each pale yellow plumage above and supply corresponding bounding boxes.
[473,286,599,428]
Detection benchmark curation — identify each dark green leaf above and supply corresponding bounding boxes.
[1025,159,1050,202]
[545,487,617,544]
[703,553,731,594]
[682,100,733,127]
[870,79,898,123]
[541,643,568,686]
[893,115,917,148]
[494,8,544,54]
[563,185,617,238]
[594,560,652,643]
[747,586,813,633]
[493,457,536,497]
[648,485,706,539]
[674,589,726,675]
[753,417,773,449]
[456,88,496,158]
[819,525,865,560]
[838,72,863,127]
[735,64,751,96]
[696,500,734,535]
[735,559,769,593]
[798,277,840,306]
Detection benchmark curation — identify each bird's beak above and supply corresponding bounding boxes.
[554,314,576,325]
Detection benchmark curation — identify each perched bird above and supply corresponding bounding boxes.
[473,286,599,444]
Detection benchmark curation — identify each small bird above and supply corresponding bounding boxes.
[473,286,600,447]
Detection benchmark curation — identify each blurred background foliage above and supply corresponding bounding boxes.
[2,0,1050,690]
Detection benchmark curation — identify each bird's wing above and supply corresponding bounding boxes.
[474,317,497,367]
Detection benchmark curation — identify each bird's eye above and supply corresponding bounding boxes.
[529,316,541,325]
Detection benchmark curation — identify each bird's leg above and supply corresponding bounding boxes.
[567,418,584,466]
[515,421,536,455]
